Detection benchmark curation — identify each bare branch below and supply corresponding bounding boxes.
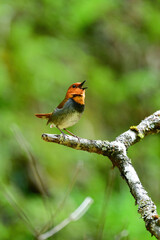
[116,110,160,148]
[42,110,160,239]
[38,197,93,240]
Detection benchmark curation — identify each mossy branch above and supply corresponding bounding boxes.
[42,110,160,239]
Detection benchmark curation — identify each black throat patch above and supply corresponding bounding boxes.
[71,99,85,113]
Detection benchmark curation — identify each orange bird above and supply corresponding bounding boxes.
[35,81,87,137]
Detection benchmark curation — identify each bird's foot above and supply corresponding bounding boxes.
[60,132,66,141]
[56,126,66,140]
[63,128,81,142]
[73,134,81,142]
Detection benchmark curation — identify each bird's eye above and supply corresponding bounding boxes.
[72,85,76,88]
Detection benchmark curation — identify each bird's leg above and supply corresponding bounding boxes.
[63,128,80,140]
[56,126,65,138]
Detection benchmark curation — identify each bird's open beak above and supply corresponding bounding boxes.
[79,80,88,90]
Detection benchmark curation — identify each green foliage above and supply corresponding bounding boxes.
[0,0,160,239]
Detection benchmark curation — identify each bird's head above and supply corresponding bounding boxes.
[66,81,87,100]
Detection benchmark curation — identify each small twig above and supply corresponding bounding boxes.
[12,124,49,197]
[4,189,37,235]
[38,197,94,240]
[53,161,83,218]
[96,169,115,240]
[42,161,83,232]
[12,124,54,232]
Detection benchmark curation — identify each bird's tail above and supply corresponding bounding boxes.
[35,113,52,119]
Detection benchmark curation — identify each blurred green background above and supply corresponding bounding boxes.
[0,0,160,239]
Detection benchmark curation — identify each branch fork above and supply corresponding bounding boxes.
[42,110,160,239]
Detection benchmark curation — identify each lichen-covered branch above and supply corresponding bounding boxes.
[42,110,160,239]
[116,110,160,149]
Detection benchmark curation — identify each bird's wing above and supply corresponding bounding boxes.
[53,98,74,115]
[35,99,71,122]
[56,98,68,109]
[47,99,75,125]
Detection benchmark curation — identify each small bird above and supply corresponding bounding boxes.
[35,81,87,137]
